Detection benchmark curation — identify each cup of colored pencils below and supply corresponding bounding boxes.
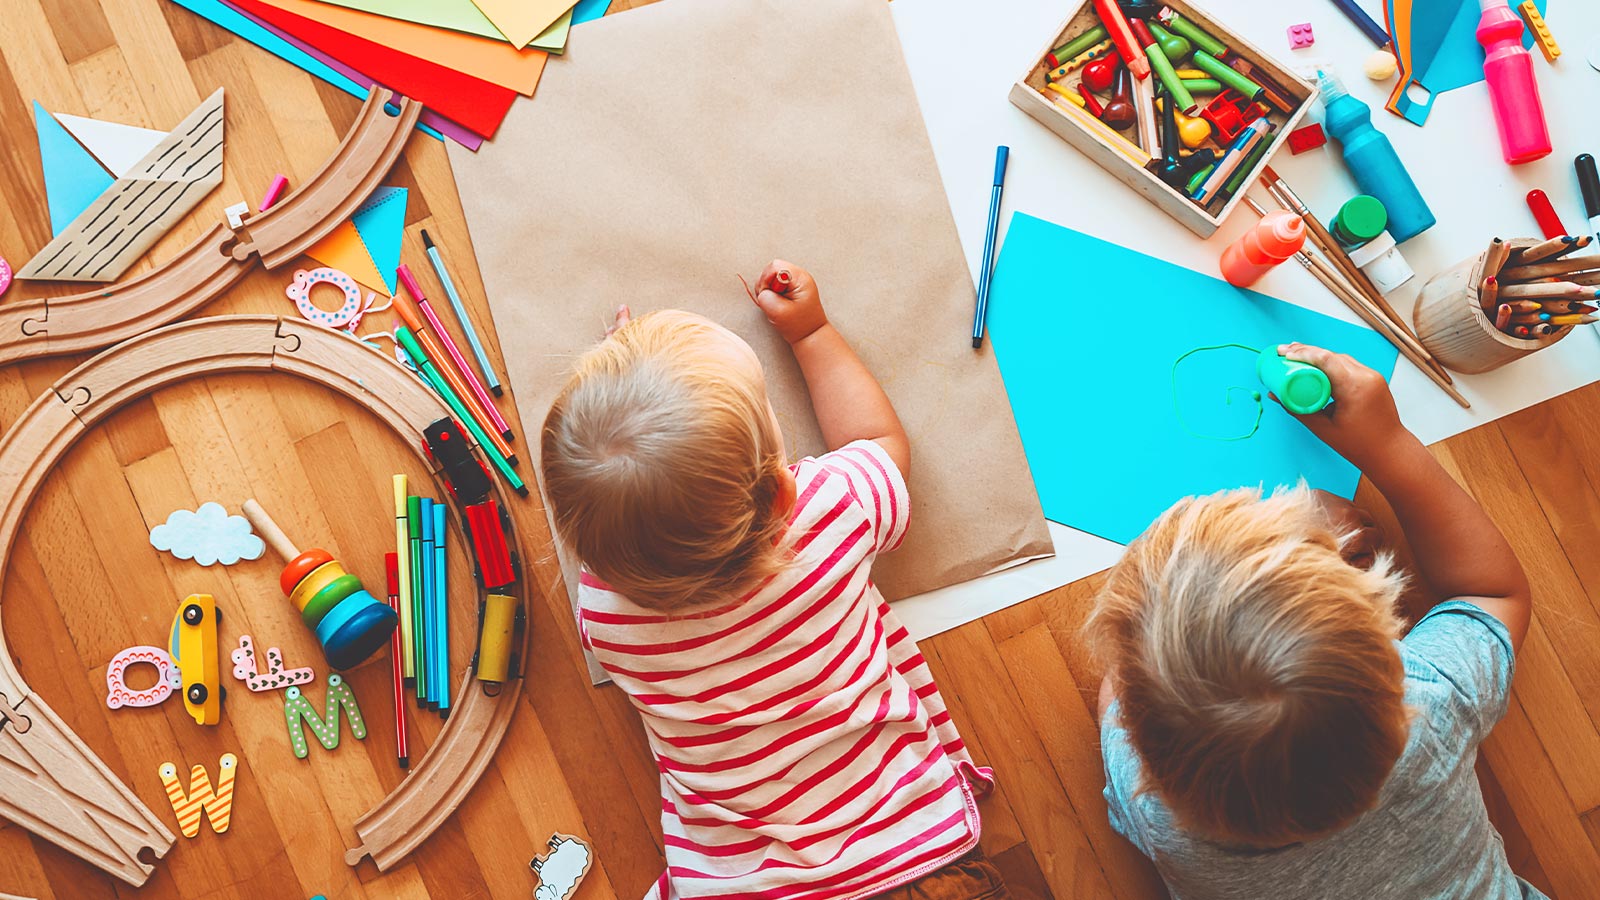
[1414,236,1592,374]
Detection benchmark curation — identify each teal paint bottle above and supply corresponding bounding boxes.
[1257,348,1332,415]
[1317,69,1435,242]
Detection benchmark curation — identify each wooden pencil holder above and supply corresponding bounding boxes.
[1413,240,1571,374]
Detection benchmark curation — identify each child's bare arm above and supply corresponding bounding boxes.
[1280,343,1530,651]
[751,260,910,478]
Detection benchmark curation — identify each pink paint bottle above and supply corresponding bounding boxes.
[1476,0,1551,165]
[1220,211,1306,287]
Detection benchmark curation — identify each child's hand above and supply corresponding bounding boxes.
[1277,342,1413,473]
[750,260,828,345]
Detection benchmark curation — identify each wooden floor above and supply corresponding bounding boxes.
[1,1,1599,898]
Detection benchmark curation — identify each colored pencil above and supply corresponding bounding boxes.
[1545,314,1598,326]
[1483,238,1513,281]
[1499,282,1600,301]
[421,228,502,396]
[399,263,512,441]
[420,498,436,709]
[971,145,1009,349]
[385,552,409,769]
[392,474,414,684]
[1510,235,1580,266]
[1479,276,1500,312]
[1195,119,1268,203]
[1500,253,1600,281]
[407,495,425,703]
[1495,305,1513,330]
[433,502,450,718]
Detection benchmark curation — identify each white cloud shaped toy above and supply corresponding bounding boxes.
[150,502,266,566]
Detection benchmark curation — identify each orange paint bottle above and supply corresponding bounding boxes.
[1220,210,1306,287]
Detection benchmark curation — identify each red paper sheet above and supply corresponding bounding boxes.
[229,0,516,139]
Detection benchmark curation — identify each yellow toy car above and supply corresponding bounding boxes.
[169,593,225,725]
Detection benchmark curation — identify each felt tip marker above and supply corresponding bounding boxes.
[1576,154,1600,242]
[971,146,1010,349]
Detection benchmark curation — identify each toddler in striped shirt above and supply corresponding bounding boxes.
[540,261,1004,900]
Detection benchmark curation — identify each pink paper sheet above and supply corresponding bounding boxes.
[218,0,484,150]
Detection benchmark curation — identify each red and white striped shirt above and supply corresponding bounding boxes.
[579,440,993,900]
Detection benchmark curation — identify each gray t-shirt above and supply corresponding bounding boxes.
[1102,600,1546,900]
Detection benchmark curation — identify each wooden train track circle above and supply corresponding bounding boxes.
[0,316,528,885]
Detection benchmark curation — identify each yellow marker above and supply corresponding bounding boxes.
[1174,68,1208,79]
[1518,1,1559,61]
[393,474,414,681]
[1046,81,1087,107]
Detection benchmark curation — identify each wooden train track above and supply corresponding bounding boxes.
[0,88,420,366]
[0,317,529,885]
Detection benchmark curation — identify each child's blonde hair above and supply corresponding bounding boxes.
[541,310,789,611]
[1087,485,1409,846]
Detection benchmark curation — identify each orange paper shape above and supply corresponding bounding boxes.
[255,0,547,94]
[470,0,574,48]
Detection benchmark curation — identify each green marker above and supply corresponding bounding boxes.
[397,327,526,496]
[1221,137,1274,198]
[1180,78,1224,94]
[1257,349,1332,415]
[1185,162,1216,194]
[407,495,426,703]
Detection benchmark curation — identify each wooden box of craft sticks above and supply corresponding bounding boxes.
[1010,0,1318,237]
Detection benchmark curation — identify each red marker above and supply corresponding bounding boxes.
[772,269,793,295]
[1526,189,1568,239]
[386,553,409,769]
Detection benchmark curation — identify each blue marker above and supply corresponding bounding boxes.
[432,502,450,716]
[971,146,1010,349]
[421,228,502,396]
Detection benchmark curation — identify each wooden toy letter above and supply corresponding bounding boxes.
[282,674,367,759]
[158,753,237,837]
[230,634,314,692]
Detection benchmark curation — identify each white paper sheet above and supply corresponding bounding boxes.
[888,0,1600,642]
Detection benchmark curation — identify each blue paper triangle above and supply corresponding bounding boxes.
[34,101,115,236]
[351,186,407,295]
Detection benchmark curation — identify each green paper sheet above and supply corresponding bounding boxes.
[308,0,573,50]
[987,213,1401,545]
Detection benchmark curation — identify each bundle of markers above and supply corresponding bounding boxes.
[1479,234,1599,337]
[1038,2,1298,211]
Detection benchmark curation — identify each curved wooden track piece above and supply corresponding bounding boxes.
[0,90,420,367]
[0,316,528,884]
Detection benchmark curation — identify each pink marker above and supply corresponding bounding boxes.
[1476,0,1551,165]
[398,264,513,440]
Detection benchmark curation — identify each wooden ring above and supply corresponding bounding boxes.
[289,561,346,613]
[0,316,527,885]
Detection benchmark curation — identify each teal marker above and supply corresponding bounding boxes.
[419,498,436,710]
[397,327,526,495]
[421,229,502,396]
[1257,348,1332,415]
[433,502,450,717]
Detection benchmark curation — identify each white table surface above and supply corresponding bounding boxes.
[889,0,1600,641]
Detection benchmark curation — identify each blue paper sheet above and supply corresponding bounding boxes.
[1385,0,1546,125]
[34,102,115,236]
[987,213,1401,545]
[572,0,612,25]
[352,185,407,294]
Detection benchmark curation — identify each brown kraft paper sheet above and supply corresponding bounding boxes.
[448,0,1054,677]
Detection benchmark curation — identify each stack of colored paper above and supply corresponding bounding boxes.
[163,0,613,147]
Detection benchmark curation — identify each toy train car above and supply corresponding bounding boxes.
[424,416,491,506]
[169,593,224,725]
[463,499,519,590]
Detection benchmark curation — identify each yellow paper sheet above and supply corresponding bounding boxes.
[262,0,548,94]
[468,0,574,48]
[448,0,1054,679]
